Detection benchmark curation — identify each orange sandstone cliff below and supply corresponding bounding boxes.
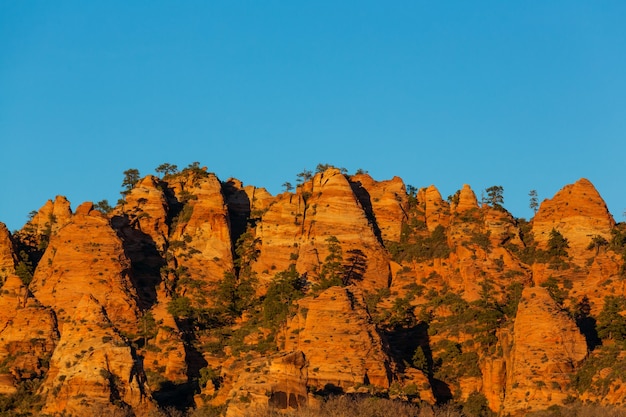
[0,166,625,417]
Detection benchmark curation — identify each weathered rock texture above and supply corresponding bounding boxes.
[39,295,154,416]
[532,178,615,263]
[503,287,587,414]
[284,286,390,390]
[1,170,625,417]
[0,223,15,281]
[254,168,390,290]
[220,351,309,417]
[30,202,139,334]
[0,275,57,393]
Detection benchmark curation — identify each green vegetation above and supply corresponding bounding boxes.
[121,168,140,195]
[155,163,179,178]
[596,295,626,342]
[94,199,114,214]
[387,225,451,263]
[282,181,293,192]
[0,378,45,416]
[15,250,34,285]
[529,189,539,214]
[296,169,313,184]
[262,264,305,328]
[484,185,504,210]
[314,236,368,291]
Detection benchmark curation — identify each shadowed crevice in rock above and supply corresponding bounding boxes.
[151,318,208,411]
[111,215,164,311]
[349,180,384,245]
[222,179,251,249]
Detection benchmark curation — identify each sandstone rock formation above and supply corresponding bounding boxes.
[349,174,408,242]
[15,195,73,250]
[0,275,57,393]
[503,287,587,414]
[532,178,615,263]
[220,351,309,417]
[0,170,625,417]
[167,172,234,301]
[254,168,390,291]
[0,222,15,281]
[284,286,390,390]
[119,175,170,251]
[39,294,154,416]
[30,202,139,334]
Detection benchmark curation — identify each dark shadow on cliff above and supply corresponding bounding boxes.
[152,317,209,411]
[222,179,252,249]
[111,215,164,311]
[574,295,601,352]
[382,321,452,404]
[348,180,384,245]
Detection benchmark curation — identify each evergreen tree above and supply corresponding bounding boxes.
[316,236,344,290]
[529,189,539,214]
[485,185,504,209]
[548,228,569,258]
[121,168,140,194]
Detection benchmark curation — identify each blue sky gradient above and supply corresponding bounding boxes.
[1,1,625,231]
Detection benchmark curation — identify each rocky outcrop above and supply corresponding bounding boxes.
[30,202,139,334]
[349,174,408,242]
[0,223,15,281]
[255,168,390,291]
[168,172,234,298]
[1,170,626,417]
[15,196,72,250]
[220,351,309,417]
[284,286,390,390]
[452,184,479,213]
[39,295,154,416]
[119,175,170,251]
[532,178,615,263]
[418,185,450,232]
[0,275,58,393]
[503,287,587,414]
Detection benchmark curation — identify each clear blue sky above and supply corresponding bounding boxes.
[1,1,625,232]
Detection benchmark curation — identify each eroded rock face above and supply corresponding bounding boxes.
[452,184,479,213]
[0,275,58,393]
[39,295,154,416]
[255,169,390,291]
[168,173,234,296]
[532,178,615,263]
[419,185,450,232]
[15,196,73,250]
[503,287,587,414]
[30,203,139,334]
[119,175,170,251]
[0,223,15,281]
[284,286,390,390]
[349,174,408,242]
[221,351,309,417]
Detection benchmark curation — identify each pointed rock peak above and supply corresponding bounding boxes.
[389,176,406,187]
[37,196,72,220]
[532,178,614,263]
[424,185,443,205]
[534,178,614,226]
[455,184,478,212]
[20,195,72,236]
[0,222,15,278]
[136,175,160,187]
